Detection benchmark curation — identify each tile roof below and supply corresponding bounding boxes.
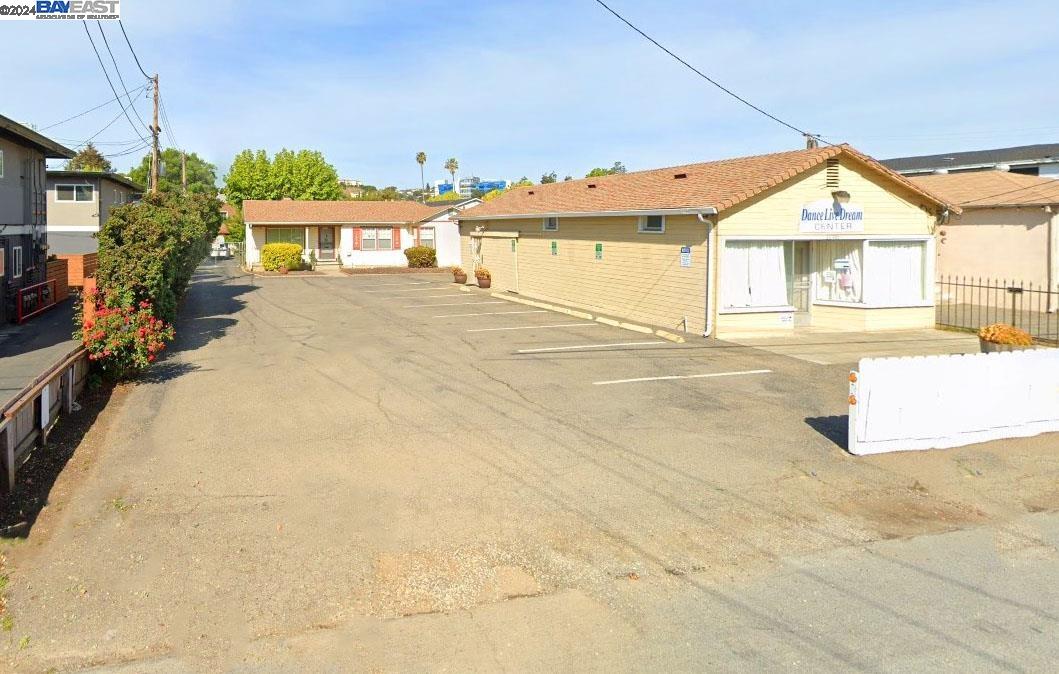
[242,200,448,224]
[909,171,1059,207]
[883,144,1059,173]
[458,144,956,220]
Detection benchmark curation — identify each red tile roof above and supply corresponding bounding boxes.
[242,200,448,224]
[459,144,957,219]
[909,171,1059,207]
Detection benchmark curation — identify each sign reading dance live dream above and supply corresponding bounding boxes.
[799,198,865,233]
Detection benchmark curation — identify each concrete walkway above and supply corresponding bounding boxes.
[728,328,982,366]
[0,301,80,411]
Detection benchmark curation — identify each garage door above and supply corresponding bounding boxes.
[478,235,518,292]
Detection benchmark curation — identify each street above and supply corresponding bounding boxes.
[4,259,1058,672]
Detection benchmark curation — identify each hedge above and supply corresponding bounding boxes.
[404,245,437,268]
[261,243,303,271]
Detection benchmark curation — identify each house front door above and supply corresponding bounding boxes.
[792,241,812,326]
[319,227,335,260]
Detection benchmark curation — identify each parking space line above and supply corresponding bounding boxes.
[593,369,772,386]
[361,287,446,293]
[356,281,435,287]
[404,301,507,308]
[517,340,664,354]
[433,310,549,318]
[467,323,599,333]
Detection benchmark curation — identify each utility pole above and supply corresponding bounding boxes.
[151,74,160,194]
[181,151,187,193]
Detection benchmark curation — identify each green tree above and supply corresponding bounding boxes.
[288,149,342,200]
[129,148,217,195]
[428,190,463,202]
[585,161,627,178]
[444,157,459,185]
[540,171,557,184]
[563,175,573,181]
[511,177,533,188]
[416,151,427,191]
[66,143,112,172]
[222,148,342,206]
[356,185,401,201]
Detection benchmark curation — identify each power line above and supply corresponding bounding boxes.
[158,94,179,148]
[96,21,150,131]
[103,141,152,159]
[75,95,145,149]
[117,18,151,79]
[38,83,149,131]
[82,20,149,144]
[591,0,826,144]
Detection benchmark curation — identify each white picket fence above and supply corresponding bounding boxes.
[848,348,1059,455]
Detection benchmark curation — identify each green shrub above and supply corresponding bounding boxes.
[261,243,303,271]
[404,245,437,268]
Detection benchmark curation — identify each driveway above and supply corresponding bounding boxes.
[4,259,1058,671]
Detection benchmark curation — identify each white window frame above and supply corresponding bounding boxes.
[719,239,796,314]
[638,214,666,234]
[810,237,933,309]
[419,226,436,249]
[0,149,4,178]
[542,216,558,232]
[362,226,394,252]
[0,247,5,276]
[12,246,23,279]
[56,183,96,202]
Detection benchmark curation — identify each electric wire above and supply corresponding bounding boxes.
[117,18,151,79]
[38,84,149,131]
[96,21,150,131]
[82,20,149,144]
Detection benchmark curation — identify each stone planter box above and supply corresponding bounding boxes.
[979,338,1034,353]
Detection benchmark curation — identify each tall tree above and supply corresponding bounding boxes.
[288,149,343,200]
[130,148,217,195]
[66,142,112,172]
[585,161,627,178]
[222,148,343,207]
[540,171,557,184]
[444,157,459,186]
[416,151,427,192]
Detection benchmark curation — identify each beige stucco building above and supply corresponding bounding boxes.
[457,145,955,338]
[45,170,144,254]
[909,172,1059,302]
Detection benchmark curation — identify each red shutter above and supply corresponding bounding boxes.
[353,227,362,250]
[415,227,421,246]
[392,227,401,250]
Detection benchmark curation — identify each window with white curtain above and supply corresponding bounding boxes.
[814,240,863,303]
[866,241,927,305]
[722,241,792,309]
[420,227,435,249]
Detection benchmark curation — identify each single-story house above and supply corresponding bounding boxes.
[909,170,1059,310]
[242,198,479,269]
[456,144,957,337]
[45,170,144,254]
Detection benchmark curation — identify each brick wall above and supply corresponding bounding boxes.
[46,258,70,303]
[55,252,98,288]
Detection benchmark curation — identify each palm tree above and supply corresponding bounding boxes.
[416,151,427,193]
[444,157,459,190]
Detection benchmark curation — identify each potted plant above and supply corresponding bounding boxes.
[978,323,1034,353]
[278,264,289,275]
[452,266,467,284]
[475,266,491,289]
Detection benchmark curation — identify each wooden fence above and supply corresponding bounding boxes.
[0,347,89,492]
[55,253,97,289]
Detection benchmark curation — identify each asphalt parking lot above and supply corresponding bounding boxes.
[5,260,1058,672]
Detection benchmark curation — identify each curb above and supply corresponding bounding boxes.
[489,292,686,343]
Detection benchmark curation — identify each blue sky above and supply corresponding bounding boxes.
[3,0,1058,188]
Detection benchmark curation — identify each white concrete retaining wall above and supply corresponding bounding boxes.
[848,349,1059,455]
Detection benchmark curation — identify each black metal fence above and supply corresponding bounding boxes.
[936,276,1059,344]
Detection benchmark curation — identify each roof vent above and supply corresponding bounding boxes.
[587,183,597,189]
[825,158,840,188]
[674,173,688,179]
[528,190,535,195]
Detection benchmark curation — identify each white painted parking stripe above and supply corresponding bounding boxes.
[433,310,549,318]
[405,301,507,308]
[593,369,772,386]
[468,323,599,333]
[362,287,446,293]
[359,281,434,287]
[415,294,469,298]
[517,340,664,354]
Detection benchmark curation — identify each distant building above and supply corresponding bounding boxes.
[434,177,509,197]
[338,178,364,198]
[46,170,144,254]
[883,144,1059,178]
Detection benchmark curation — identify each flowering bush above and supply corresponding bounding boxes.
[474,266,491,280]
[978,323,1033,346]
[81,290,175,378]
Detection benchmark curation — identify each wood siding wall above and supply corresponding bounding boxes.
[56,252,97,288]
[45,258,70,303]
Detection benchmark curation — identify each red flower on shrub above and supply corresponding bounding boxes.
[80,289,175,376]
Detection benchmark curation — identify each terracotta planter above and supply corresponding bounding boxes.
[454,273,467,284]
[979,338,1032,353]
[278,265,289,275]
[476,277,491,289]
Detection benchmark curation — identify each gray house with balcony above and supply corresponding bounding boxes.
[0,113,74,326]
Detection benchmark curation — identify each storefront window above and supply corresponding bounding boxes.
[814,240,863,303]
[865,241,927,305]
[722,241,792,309]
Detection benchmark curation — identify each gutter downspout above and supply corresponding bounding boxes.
[698,212,715,337]
[1048,205,1058,313]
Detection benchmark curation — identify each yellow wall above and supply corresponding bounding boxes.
[716,311,795,335]
[811,304,934,331]
[477,235,519,292]
[463,215,709,333]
